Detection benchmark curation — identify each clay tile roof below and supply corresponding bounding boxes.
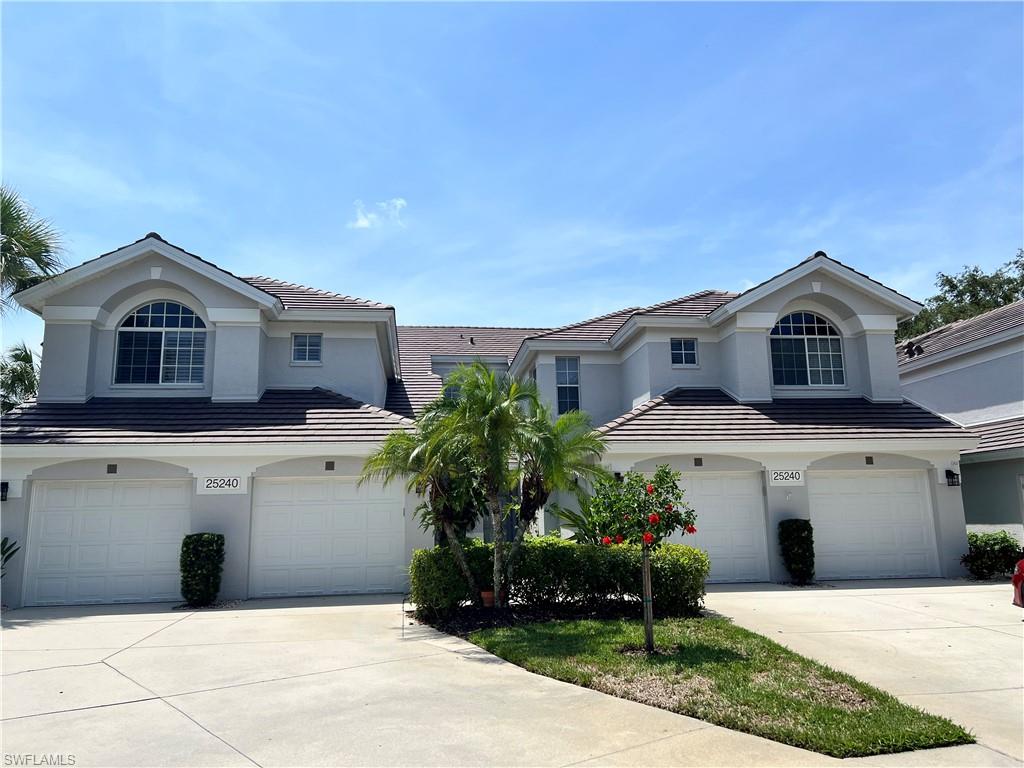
[637,289,740,317]
[0,389,412,445]
[965,416,1024,454]
[897,300,1024,366]
[385,326,548,417]
[597,388,970,442]
[241,276,392,311]
[527,306,642,343]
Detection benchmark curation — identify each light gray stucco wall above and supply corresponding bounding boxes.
[578,362,622,427]
[961,458,1024,528]
[722,331,772,401]
[621,344,651,409]
[261,335,388,406]
[902,349,1024,425]
[0,492,29,608]
[646,338,722,398]
[212,325,263,401]
[38,323,95,401]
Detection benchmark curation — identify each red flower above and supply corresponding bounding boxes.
[648,513,660,525]
[623,514,630,521]
[646,483,655,495]
[685,524,697,535]
[601,536,612,546]
[615,535,624,544]
[665,503,673,512]
[642,531,655,545]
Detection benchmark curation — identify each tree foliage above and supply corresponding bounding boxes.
[897,250,1024,341]
[1,186,64,313]
[1,342,39,414]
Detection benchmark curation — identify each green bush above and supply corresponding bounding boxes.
[408,538,491,619]
[410,537,710,618]
[778,519,815,585]
[961,531,1023,580]
[180,533,225,607]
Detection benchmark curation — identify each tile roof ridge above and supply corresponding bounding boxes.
[639,288,739,314]
[530,305,642,339]
[399,324,550,331]
[310,387,415,424]
[902,298,1024,345]
[597,388,677,434]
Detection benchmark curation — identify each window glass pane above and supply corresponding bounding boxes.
[671,351,684,365]
[682,339,696,352]
[771,314,843,386]
[670,339,682,352]
[114,331,162,384]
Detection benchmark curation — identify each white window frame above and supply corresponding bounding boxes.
[291,333,323,366]
[555,356,580,414]
[769,313,847,389]
[670,338,699,368]
[112,301,207,388]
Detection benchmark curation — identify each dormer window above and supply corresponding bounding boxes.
[114,301,207,385]
[770,312,845,386]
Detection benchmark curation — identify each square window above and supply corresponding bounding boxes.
[671,338,698,366]
[292,334,323,363]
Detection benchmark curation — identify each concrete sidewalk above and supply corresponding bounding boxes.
[706,579,1023,767]
[2,592,1017,767]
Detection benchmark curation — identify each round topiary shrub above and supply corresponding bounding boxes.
[778,518,815,585]
[180,533,225,607]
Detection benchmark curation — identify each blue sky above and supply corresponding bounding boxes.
[3,2,1022,351]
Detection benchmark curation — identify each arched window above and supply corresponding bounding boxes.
[769,312,844,386]
[114,301,207,385]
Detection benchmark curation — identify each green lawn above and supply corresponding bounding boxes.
[470,617,973,758]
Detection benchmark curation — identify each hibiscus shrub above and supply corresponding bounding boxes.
[584,465,697,548]
[410,536,709,619]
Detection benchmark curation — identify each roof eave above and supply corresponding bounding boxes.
[13,236,284,316]
[708,255,923,326]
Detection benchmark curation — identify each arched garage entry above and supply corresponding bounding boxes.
[22,459,192,606]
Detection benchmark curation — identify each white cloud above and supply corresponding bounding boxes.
[346,198,407,230]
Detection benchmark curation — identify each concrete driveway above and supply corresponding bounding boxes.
[706,579,1023,767]
[1,590,1018,768]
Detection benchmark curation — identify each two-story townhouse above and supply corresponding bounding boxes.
[510,254,977,582]
[897,301,1024,540]
[0,236,977,608]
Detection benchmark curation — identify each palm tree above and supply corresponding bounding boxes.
[507,405,611,571]
[437,362,539,607]
[360,401,486,602]
[1,185,64,312]
[0,342,39,414]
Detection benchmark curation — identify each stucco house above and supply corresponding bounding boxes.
[0,234,977,607]
[898,301,1024,540]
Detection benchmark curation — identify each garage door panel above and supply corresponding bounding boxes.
[25,479,191,606]
[669,471,769,583]
[37,545,71,570]
[809,471,938,580]
[250,478,405,597]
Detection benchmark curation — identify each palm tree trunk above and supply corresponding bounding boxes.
[487,494,505,608]
[441,520,482,607]
[504,515,533,584]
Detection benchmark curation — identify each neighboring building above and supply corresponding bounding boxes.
[898,301,1024,540]
[0,235,977,607]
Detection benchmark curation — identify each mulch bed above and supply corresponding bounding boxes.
[418,601,646,637]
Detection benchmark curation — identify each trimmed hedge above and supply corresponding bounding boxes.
[961,531,1023,580]
[409,537,710,619]
[778,519,815,585]
[180,533,225,607]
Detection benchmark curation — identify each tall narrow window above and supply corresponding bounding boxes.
[670,338,698,366]
[291,333,323,363]
[769,312,845,386]
[114,302,206,385]
[555,356,580,414]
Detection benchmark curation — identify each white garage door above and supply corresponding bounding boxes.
[250,477,406,597]
[24,480,191,606]
[669,472,770,582]
[809,471,939,579]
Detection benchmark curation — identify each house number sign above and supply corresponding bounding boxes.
[196,476,246,494]
[768,470,804,486]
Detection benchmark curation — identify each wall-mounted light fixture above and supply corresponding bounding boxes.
[945,469,961,487]
[324,461,335,472]
[0,482,8,502]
